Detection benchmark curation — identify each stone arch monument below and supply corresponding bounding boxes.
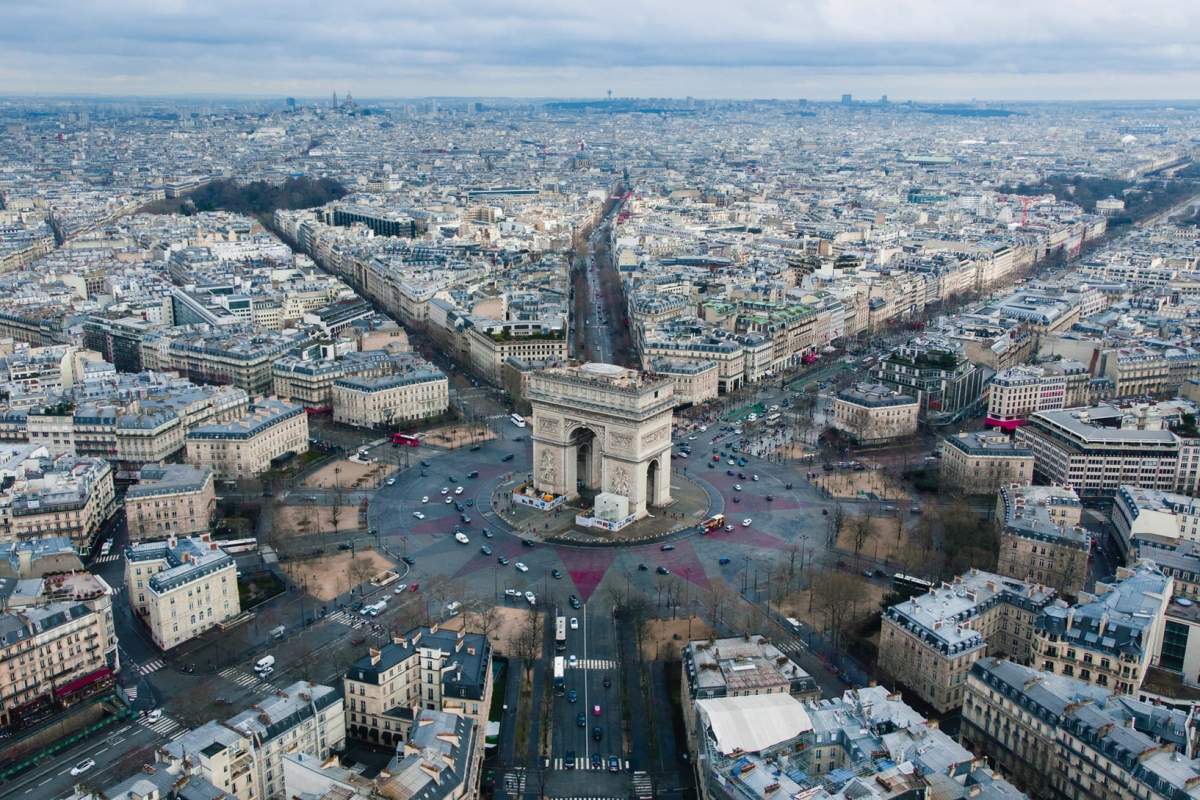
[529,363,674,519]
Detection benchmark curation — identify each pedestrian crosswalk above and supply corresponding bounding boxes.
[91,553,122,564]
[328,610,365,628]
[141,712,186,739]
[219,666,274,691]
[502,768,527,796]
[111,585,126,596]
[631,771,654,800]
[551,756,629,771]
[125,685,138,702]
[776,639,806,654]
[569,658,617,670]
[137,659,165,676]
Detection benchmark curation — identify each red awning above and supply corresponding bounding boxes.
[54,667,113,698]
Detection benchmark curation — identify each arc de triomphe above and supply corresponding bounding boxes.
[527,363,673,519]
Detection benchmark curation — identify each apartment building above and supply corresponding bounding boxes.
[641,334,746,394]
[125,534,241,650]
[272,348,411,408]
[963,657,1200,800]
[1032,563,1172,696]
[648,358,719,407]
[996,484,1091,596]
[464,326,568,383]
[222,681,346,800]
[940,431,1035,495]
[1015,405,1185,498]
[682,635,818,702]
[985,360,1090,430]
[1114,484,1200,562]
[830,382,918,445]
[158,720,257,799]
[143,325,312,396]
[878,569,1055,713]
[281,709,477,800]
[1101,345,1200,398]
[0,583,117,729]
[125,464,215,540]
[874,335,990,424]
[343,625,491,787]
[331,367,449,429]
[0,448,117,553]
[185,398,308,479]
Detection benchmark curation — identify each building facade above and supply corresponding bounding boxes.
[830,382,919,445]
[940,431,1035,495]
[185,398,308,479]
[125,464,216,540]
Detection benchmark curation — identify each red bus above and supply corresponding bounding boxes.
[392,433,421,447]
[701,514,726,532]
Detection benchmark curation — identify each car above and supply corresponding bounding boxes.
[521,539,534,548]
[726,469,735,476]
[766,495,774,501]
[454,502,464,512]
[569,616,579,630]
[338,542,352,551]
[465,499,475,507]
[752,474,759,481]
[569,654,578,667]
[699,424,708,432]
[502,453,515,462]
[448,475,457,482]
[727,459,735,465]
[420,460,431,467]
[733,484,742,491]
[146,709,162,723]
[593,703,602,716]
[440,487,449,495]
[482,528,492,537]
[737,472,745,479]
[718,557,732,565]
[551,569,563,579]
[386,477,396,486]
[567,689,578,703]
[455,486,464,495]
[660,544,675,551]
[409,583,420,592]
[71,759,96,776]
[444,497,453,504]
[732,495,741,503]
[515,562,529,572]
[569,595,582,609]
[603,675,611,688]
[656,566,670,575]
[421,496,429,503]
[461,515,471,524]
[687,434,696,440]
[592,752,603,769]
[455,531,470,544]
[608,754,621,772]
[637,563,648,571]
[565,749,576,768]
[577,712,586,728]
[524,590,537,605]
[504,588,521,598]
[480,545,492,555]
[412,511,425,519]
[742,518,752,527]
[498,556,510,565]
[863,569,874,578]
[393,583,408,594]
[402,556,415,566]
[592,726,603,742]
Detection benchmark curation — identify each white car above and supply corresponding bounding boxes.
[687,434,696,441]
[70,758,96,776]
[412,511,425,520]
[515,561,529,572]
[421,496,429,503]
[699,424,708,432]
[394,584,407,594]
[454,486,464,495]
[733,484,742,491]
[524,590,537,605]
[440,487,449,495]
[454,532,470,544]
[742,518,752,527]
[569,617,579,630]
[724,524,734,532]
[386,477,396,486]
[504,588,521,599]
[568,654,578,666]
[146,709,162,723]
[445,497,453,504]
[752,474,759,481]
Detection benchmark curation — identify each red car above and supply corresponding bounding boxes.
[592,704,601,717]
[409,583,420,593]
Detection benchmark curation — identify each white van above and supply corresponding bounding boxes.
[254,655,275,672]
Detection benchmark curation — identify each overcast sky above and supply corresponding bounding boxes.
[3,0,1199,100]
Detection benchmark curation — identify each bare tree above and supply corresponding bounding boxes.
[851,512,875,567]
[810,571,870,650]
[828,502,846,548]
[514,606,544,672]
[348,555,375,594]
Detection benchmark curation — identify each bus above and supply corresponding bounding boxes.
[555,616,567,652]
[892,573,934,599]
[765,413,782,424]
[700,514,726,533]
[391,432,421,447]
[553,656,565,694]
[217,537,258,554]
[510,413,527,428]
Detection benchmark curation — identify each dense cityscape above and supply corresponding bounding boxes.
[4,17,1200,800]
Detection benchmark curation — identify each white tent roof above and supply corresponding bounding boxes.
[696,693,813,755]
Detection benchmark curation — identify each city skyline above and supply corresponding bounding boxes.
[3,0,1200,101]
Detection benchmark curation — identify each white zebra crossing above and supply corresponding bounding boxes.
[631,771,654,799]
[91,554,122,564]
[138,659,165,676]
[551,757,628,771]
[503,768,527,795]
[142,713,185,738]
[569,658,617,670]
[219,666,276,692]
[327,610,355,625]
[125,686,138,702]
